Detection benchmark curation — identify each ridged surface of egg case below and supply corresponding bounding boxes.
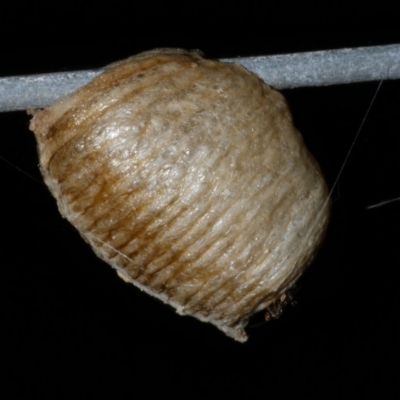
[29,49,330,342]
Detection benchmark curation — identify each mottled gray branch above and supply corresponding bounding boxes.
[1,44,399,112]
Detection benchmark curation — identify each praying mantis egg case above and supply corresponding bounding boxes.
[28,48,330,342]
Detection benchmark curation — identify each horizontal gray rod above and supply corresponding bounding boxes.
[1,44,400,112]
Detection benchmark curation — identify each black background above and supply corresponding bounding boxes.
[1,3,400,399]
